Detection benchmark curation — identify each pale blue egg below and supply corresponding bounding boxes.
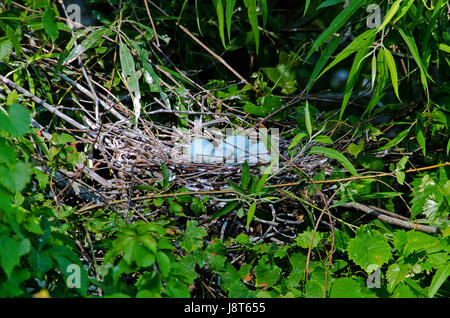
[223,135,250,163]
[189,139,214,163]
[248,142,271,163]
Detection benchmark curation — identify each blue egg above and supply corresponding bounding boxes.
[248,142,271,163]
[189,139,214,163]
[223,135,250,163]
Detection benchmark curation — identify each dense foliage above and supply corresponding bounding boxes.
[0,0,448,298]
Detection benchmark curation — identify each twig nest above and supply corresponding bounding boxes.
[189,138,214,163]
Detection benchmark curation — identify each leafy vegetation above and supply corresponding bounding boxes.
[0,0,448,298]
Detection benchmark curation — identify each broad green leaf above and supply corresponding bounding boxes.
[0,162,31,192]
[309,146,357,176]
[377,0,402,32]
[0,235,21,278]
[382,48,400,101]
[348,140,364,158]
[181,220,207,252]
[246,202,256,229]
[305,101,312,136]
[428,264,450,298]
[295,229,323,249]
[305,0,367,60]
[254,255,281,288]
[386,263,410,292]
[0,39,13,61]
[0,104,31,137]
[347,229,391,273]
[329,278,363,298]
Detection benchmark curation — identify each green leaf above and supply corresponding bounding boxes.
[212,200,240,219]
[316,29,377,82]
[348,140,364,158]
[258,0,268,27]
[347,229,391,273]
[306,34,342,91]
[160,162,169,188]
[428,264,450,298]
[329,278,363,298]
[303,0,311,16]
[316,0,345,10]
[295,229,323,249]
[374,127,410,151]
[156,251,172,278]
[246,202,257,229]
[377,0,402,32]
[119,42,136,77]
[305,0,367,60]
[42,5,59,41]
[386,263,410,292]
[313,135,333,144]
[397,28,429,99]
[65,29,107,63]
[309,146,357,176]
[254,255,281,288]
[305,101,312,136]
[181,220,207,252]
[241,161,250,189]
[213,0,226,48]
[225,0,237,42]
[438,43,450,53]
[289,132,307,149]
[0,39,13,61]
[0,104,31,137]
[0,162,31,193]
[244,0,259,54]
[382,48,401,101]
[0,235,21,278]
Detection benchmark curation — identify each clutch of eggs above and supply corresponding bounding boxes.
[189,136,271,164]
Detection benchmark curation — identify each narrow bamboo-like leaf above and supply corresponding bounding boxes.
[119,42,136,77]
[394,0,414,23]
[258,0,268,27]
[255,162,274,193]
[438,43,450,53]
[377,0,402,32]
[397,28,429,99]
[316,29,376,83]
[160,162,169,188]
[317,0,345,10]
[382,48,401,101]
[245,0,259,54]
[289,132,307,149]
[428,264,450,298]
[415,115,426,156]
[340,45,371,119]
[212,200,240,219]
[374,128,410,151]
[370,53,377,90]
[225,0,237,42]
[246,202,257,229]
[364,49,388,116]
[241,161,250,189]
[309,146,357,176]
[305,101,312,136]
[307,34,342,91]
[305,0,366,60]
[303,0,311,16]
[213,0,226,48]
